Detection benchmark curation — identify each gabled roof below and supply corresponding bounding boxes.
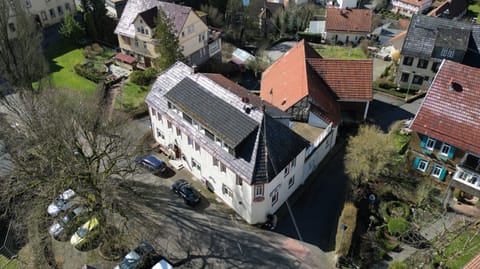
[411,60,480,155]
[307,59,373,100]
[147,61,309,184]
[464,253,480,269]
[114,0,192,38]
[397,0,428,7]
[428,0,467,19]
[139,6,158,28]
[204,73,290,119]
[402,15,480,62]
[260,40,372,124]
[325,7,372,34]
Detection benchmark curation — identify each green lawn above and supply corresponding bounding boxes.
[0,255,18,269]
[444,230,480,268]
[468,3,480,21]
[315,46,367,60]
[116,81,149,110]
[43,39,97,95]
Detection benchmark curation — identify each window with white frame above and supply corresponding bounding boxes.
[156,128,165,139]
[191,158,201,171]
[41,11,47,21]
[188,136,193,146]
[439,143,451,156]
[271,191,279,206]
[220,162,226,173]
[212,157,218,167]
[49,8,55,18]
[291,157,296,168]
[254,184,264,198]
[194,141,200,152]
[425,138,436,150]
[431,165,442,178]
[167,121,172,129]
[156,112,162,122]
[288,176,295,188]
[284,166,290,177]
[236,175,243,186]
[187,24,195,34]
[176,127,181,137]
[222,184,233,198]
[57,6,63,16]
[417,159,429,172]
[143,41,147,49]
[134,39,139,47]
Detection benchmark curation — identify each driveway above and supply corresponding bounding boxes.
[367,93,422,131]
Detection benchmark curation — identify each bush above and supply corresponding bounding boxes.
[387,217,409,236]
[130,68,157,86]
[83,43,104,59]
[381,201,411,222]
[389,261,408,269]
[335,202,358,257]
[74,63,105,83]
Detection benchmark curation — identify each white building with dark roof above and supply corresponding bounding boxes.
[146,61,335,224]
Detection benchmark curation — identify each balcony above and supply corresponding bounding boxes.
[452,153,480,195]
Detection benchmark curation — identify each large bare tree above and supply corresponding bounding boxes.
[0,87,139,262]
[0,0,48,91]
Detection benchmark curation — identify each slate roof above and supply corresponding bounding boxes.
[147,61,309,184]
[139,6,157,28]
[411,60,480,155]
[164,77,258,148]
[402,15,480,61]
[325,7,372,34]
[204,73,290,119]
[307,59,373,100]
[114,0,192,38]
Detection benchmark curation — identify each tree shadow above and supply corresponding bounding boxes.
[367,99,414,132]
[44,38,84,74]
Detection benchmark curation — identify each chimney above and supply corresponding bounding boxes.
[192,64,198,74]
[448,77,454,91]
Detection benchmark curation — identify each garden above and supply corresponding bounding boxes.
[315,45,368,60]
[373,62,422,100]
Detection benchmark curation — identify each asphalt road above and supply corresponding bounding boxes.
[274,93,422,253]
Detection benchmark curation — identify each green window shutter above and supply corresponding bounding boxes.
[413,157,421,169]
[420,135,427,148]
[447,146,456,159]
[439,168,447,181]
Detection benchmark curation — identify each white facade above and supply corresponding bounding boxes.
[328,0,358,8]
[325,31,366,44]
[146,62,336,224]
[391,0,432,17]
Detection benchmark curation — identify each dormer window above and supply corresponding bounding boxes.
[425,137,436,151]
[140,19,143,24]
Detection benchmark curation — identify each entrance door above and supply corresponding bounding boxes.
[144,57,151,67]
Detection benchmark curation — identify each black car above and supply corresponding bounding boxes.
[135,155,167,174]
[171,179,201,206]
[114,241,157,269]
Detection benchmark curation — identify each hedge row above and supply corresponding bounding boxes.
[74,63,105,83]
[335,202,357,257]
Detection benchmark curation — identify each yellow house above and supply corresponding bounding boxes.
[114,0,221,69]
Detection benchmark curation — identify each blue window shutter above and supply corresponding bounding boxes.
[439,168,447,181]
[447,146,456,159]
[420,135,427,148]
[413,157,421,169]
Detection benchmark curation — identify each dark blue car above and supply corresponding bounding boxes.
[135,155,167,173]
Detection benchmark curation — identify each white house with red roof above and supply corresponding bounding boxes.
[409,60,480,197]
[324,7,372,45]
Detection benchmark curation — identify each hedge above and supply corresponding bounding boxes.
[130,67,157,86]
[335,202,357,257]
[387,217,410,236]
[381,201,410,222]
[74,63,105,83]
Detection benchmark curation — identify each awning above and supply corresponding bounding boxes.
[115,53,136,64]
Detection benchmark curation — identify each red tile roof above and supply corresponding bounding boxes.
[260,40,341,125]
[400,0,428,7]
[115,53,136,64]
[204,73,266,107]
[325,7,372,34]
[411,60,480,155]
[307,58,373,100]
[464,253,480,269]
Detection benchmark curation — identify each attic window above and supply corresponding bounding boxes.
[281,98,287,105]
[140,19,143,24]
[448,78,463,92]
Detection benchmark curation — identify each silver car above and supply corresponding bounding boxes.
[47,189,76,216]
[49,206,87,238]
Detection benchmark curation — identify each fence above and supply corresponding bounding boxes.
[0,222,22,269]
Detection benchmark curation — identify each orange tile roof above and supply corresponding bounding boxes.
[399,0,428,7]
[411,60,480,155]
[398,19,411,30]
[464,253,480,269]
[325,7,372,34]
[261,40,317,111]
[307,59,373,100]
[260,40,341,125]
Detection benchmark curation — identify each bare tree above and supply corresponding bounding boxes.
[0,88,139,256]
[0,0,48,91]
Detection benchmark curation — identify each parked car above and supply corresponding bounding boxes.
[151,259,174,269]
[114,241,157,269]
[135,155,167,173]
[47,189,76,216]
[49,205,88,238]
[70,217,100,247]
[171,179,200,206]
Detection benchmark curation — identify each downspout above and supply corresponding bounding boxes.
[363,100,370,121]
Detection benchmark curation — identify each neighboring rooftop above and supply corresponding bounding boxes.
[411,60,480,155]
[114,0,192,37]
[325,7,372,34]
[402,15,480,66]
